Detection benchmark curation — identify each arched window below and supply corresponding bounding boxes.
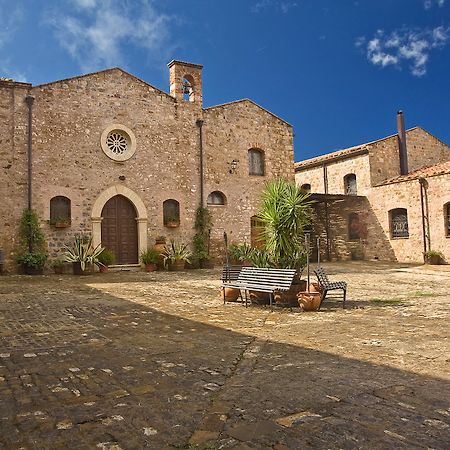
[348,213,361,240]
[207,191,226,205]
[248,148,265,176]
[163,199,180,227]
[445,203,450,237]
[182,75,194,102]
[390,208,409,238]
[50,196,71,227]
[344,174,357,195]
[251,216,265,249]
[301,183,311,193]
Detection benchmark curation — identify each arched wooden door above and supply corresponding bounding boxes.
[101,195,138,264]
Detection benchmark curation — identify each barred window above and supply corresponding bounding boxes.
[248,148,265,176]
[445,203,450,237]
[344,174,357,195]
[163,199,180,227]
[390,208,409,238]
[207,191,226,205]
[301,183,311,193]
[50,196,71,223]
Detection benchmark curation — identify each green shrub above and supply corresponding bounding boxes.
[140,248,159,265]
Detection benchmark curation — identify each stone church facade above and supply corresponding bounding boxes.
[0,60,294,272]
[295,116,450,263]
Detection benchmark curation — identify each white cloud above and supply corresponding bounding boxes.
[357,26,450,76]
[424,0,446,9]
[0,0,23,48]
[46,0,174,72]
[251,0,298,14]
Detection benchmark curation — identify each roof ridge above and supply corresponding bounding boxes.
[205,98,292,127]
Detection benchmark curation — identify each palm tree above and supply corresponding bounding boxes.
[257,178,313,275]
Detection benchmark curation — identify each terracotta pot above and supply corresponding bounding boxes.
[426,255,441,265]
[200,259,214,269]
[72,262,91,275]
[99,265,108,273]
[153,242,166,270]
[145,263,157,272]
[223,287,240,302]
[53,266,64,274]
[249,290,271,305]
[274,280,307,306]
[54,221,70,229]
[297,291,322,311]
[168,260,185,271]
[23,265,44,275]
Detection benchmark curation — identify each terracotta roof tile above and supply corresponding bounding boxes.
[295,128,419,170]
[379,161,450,185]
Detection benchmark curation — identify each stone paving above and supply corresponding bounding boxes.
[0,261,449,449]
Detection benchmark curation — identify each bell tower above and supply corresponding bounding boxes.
[168,60,203,106]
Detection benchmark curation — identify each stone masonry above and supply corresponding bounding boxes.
[295,127,450,263]
[0,61,294,272]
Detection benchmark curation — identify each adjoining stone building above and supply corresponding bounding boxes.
[0,60,294,272]
[295,114,450,263]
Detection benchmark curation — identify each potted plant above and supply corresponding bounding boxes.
[51,259,65,274]
[63,234,104,275]
[165,215,180,228]
[16,209,48,275]
[193,207,214,268]
[50,216,71,229]
[153,236,167,270]
[140,248,159,272]
[97,248,115,273]
[424,250,444,265]
[228,243,254,266]
[162,241,192,271]
[257,179,313,306]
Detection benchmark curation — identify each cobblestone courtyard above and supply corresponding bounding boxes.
[0,262,449,449]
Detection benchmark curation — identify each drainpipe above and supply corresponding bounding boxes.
[25,94,35,253]
[419,178,431,261]
[322,164,331,260]
[196,119,204,207]
[397,110,408,175]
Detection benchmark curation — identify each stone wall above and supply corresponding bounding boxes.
[368,128,450,186]
[369,175,450,263]
[204,100,294,253]
[0,66,294,272]
[0,80,31,272]
[311,197,396,262]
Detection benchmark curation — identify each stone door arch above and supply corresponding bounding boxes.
[92,185,147,264]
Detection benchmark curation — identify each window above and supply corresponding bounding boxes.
[301,183,311,193]
[163,199,180,227]
[207,191,226,205]
[344,174,357,195]
[182,75,194,102]
[248,148,265,176]
[251,216,265,248]
[100,124,136,162]
[348,213,361,240]
[445,203,450,237]
[50,196,71,226]
[390,208,409,238]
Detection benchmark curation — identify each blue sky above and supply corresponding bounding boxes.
[1,0,449,161]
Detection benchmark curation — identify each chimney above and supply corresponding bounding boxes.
[397,110,408,175]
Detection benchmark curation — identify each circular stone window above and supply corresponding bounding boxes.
[101,124,136,162]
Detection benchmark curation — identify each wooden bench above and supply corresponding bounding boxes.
[314,267,347,310]
[222,267,297,310]
[221,265,244,304]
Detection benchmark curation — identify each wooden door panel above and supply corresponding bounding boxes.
[101,195,138,264]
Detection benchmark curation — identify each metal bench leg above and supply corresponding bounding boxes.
[270,292,273,311]
[223,288,226,305]
[244,290,248,308]
[342,289,346,309]
[318,289,327,311]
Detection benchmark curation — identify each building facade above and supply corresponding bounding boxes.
[0,61,294,272]
[295,118,450,263]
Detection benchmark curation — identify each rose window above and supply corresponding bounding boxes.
[100,124,136,162]
[106,131,128,155]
